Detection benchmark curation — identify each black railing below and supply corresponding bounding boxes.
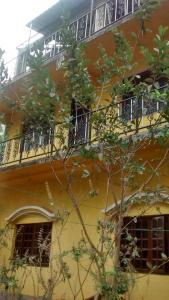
[0,95,166,168]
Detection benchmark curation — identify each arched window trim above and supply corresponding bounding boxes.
[102,192,169,215]
[6,206,56,223]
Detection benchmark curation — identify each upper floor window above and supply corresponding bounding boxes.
[121,215,169,274]
[121,70,167,121]
[21,105,55,152]
[68,99,90,147]
[22,124,53,152]
[14,222,52,267]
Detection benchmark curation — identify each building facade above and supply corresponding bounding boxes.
[0,0,169,299]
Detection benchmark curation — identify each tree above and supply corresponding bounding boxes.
[0,1,169,300]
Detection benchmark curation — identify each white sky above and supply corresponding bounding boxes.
[0,0,59,64]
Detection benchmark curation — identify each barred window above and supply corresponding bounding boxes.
[21,124,54,152]
[121,215,169,274]
[121,70,168,121]
[68,99,90,146]
[14,222,52,267]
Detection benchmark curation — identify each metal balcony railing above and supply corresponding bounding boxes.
[120,85,166,122]
[91,0,139,33]
[0,94,166,168]
[5,0,140,79]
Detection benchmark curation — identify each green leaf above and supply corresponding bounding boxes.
[82,169,90,178]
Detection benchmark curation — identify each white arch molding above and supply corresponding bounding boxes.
[6,206,56,223]
[102,192,169,215]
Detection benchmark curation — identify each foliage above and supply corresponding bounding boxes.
[12,41,60,130]
[60,13,95,109]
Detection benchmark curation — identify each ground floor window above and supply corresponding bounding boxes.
[14,222,52,267]
[121,215,169,274]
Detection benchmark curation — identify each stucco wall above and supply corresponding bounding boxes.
[0,160,169,299]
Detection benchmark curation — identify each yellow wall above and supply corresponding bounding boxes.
[0,159,169,299]
[0,169,105,299]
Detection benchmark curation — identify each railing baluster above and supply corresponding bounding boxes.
[157,100,159,112]
[115,0,118,21]
[117,102,120,117]
[126,0,128,14]
[132,0,134,13]
[85,13,88,38]
[141,95,144,128]
[104,2,107,27]
[131,97,133,121]
[89,0,94,37]
[76,19,79,41]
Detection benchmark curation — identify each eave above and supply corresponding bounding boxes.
[26,0,91,36]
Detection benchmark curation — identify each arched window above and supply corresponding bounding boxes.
[6,206,55,267]
[14,222,52,267]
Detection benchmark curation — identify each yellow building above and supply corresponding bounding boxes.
[0,0,169,299]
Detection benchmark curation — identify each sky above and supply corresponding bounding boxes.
[0,0,59,64]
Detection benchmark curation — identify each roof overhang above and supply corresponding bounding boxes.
[26,0,90,36]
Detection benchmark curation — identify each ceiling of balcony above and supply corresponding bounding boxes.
[27,0,91,36]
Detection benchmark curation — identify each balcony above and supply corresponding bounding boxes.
[0,94,165,170]
[13,0,140,78]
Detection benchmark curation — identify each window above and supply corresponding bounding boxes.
[121,215,169,274]
[14,222,52,267]
[121,70,167,121]
[21,107,55,153]
[22,125,53,152]
[68,99,90,146]
[122,96,142,121]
